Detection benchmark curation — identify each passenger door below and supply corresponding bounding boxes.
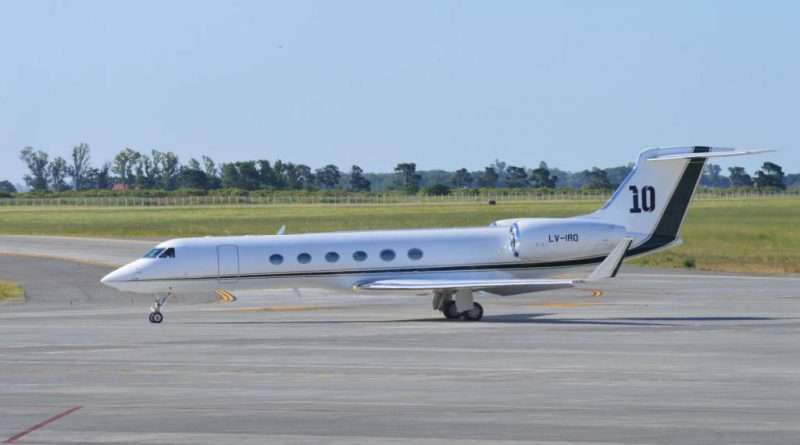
[217,245,240,283]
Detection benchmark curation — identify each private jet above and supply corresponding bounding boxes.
[101,146,768,323]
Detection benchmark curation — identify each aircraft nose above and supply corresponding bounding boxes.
[101,268,124,285]
[101,262,141,287]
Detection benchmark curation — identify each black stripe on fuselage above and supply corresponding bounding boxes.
[627,146,708,256]
[137,255,610,282]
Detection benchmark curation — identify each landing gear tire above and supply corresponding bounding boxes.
[148,293,170,324]
[149,312,164,324]
[441,301,461,320]
[461,303,484,321]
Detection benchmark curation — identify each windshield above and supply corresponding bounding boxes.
[143,248,164,258]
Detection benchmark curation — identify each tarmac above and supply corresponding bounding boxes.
[1,234,800,444]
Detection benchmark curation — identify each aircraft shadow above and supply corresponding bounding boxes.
[183,314,783,327]
[480,313,669,326]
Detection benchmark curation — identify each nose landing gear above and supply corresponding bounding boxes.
[148,293,171,324]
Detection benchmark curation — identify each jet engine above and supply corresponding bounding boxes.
[498,218,627,262]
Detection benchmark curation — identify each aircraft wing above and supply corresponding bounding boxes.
[355,238,632,296]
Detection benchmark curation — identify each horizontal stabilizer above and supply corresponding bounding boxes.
[648,148,774,162]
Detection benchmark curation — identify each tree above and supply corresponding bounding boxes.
[177,166,208,189]
[582,168,612,189]
[452,168,473,188]
[98,163,112,189]
[394,163,421,193]
[48,157,70,191]
[202,156,218,177]
[505,166,529,188]
[423,184,451,196]
[349,165,371,192]
[186,158,202,171]
[603,164,633,188]
[19,147,50,191]
[728,166,753,187]
[754,162,786,190]
[291,164,315,190]
[68,143,91,190]
[236,161,260,190]
[272,160,288,189]
[257,160,276,188]
[529,162,557,188]
[112,148,141,186]
[491,159,507,186]
[84,162,112,189]
[0,180,16,194]
[155,151,180,190]
[478,166,499,188]
[701,163,730,188]
[221,163,241,189]
[316,164,341,189]
[202,156,221,189]
[133,154,158,189]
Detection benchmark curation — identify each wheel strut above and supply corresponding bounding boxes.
[149,292,171,324]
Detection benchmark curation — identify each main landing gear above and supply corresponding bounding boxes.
[148,293,170,324]
[433,289,484,321]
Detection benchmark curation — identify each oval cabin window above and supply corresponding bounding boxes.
[380,249,396,262]
[269,254,284,265]
[353,251,367,262]
[325,252,340,263]
[297,253,312,264]
[407,248,423,260]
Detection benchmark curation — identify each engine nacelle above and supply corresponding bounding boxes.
[501,218,627,262]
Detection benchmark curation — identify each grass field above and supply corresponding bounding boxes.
[0,280,24,302]
[0,199,797,274]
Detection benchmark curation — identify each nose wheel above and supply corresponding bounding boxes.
[148,293,170,324]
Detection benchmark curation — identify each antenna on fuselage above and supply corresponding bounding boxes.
[276,225,286,235]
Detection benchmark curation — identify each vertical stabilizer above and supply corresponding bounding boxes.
[590,146,710,254]
[590,146,771,255]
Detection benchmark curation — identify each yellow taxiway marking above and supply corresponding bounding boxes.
[590,289,605,297]
[215,289,237,303]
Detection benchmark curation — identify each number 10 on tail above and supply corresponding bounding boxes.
[629,185,655,213]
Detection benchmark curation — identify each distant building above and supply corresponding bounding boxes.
[112,183,129,191]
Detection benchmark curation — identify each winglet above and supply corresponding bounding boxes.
[276,225,286,235]
[587,238,632,281]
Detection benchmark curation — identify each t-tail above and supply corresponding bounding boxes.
[589,146,772,257]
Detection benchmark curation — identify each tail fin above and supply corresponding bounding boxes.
[591,146,771,256]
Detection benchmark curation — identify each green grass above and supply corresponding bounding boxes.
[0,280,25,302]
[633,198,800,274]
[0,199,798,274]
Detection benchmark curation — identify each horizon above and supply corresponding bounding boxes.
[1,1,796,184]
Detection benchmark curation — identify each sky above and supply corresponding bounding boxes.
[0,0,797,185]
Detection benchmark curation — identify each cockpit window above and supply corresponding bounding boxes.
[144,248,164,258]
[159,248,176,259]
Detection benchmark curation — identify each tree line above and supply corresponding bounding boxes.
[0,144,795,196]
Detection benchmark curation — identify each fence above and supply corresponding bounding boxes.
[0,189,796,208]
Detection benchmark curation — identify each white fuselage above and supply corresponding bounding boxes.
[101,216,632,295]
[100,146,769,321]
